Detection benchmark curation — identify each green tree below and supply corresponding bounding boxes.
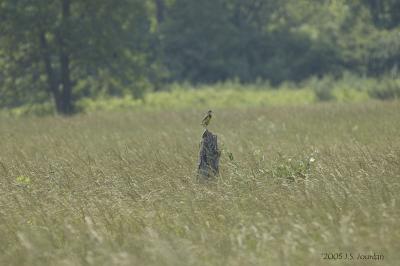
[160,0,343,84]
[0,0,153,114]
[361,0,400,75]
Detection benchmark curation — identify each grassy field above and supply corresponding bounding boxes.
[0,101,399,266]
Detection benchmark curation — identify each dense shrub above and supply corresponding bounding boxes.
[368,77,400,100]
[307,76,335,101]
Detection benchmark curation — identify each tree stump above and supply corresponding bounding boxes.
[197,129,220,181]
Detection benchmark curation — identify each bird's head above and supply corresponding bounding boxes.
[208,110,213,114]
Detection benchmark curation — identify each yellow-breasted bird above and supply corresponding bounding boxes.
[201,110,213,128]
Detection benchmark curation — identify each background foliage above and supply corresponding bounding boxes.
[1,0,400,114]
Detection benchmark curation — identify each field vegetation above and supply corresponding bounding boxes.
[3,74,400,117]
[1,101,399,265]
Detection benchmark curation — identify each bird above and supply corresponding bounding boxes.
[201,110,213,128]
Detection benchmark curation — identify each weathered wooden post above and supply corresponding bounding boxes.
[197,129,221,181]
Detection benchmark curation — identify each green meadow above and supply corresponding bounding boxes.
[1,100,399,266]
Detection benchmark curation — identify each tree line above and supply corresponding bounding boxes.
[1,0,399,114]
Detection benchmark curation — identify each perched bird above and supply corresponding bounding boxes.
[201,110,213,128]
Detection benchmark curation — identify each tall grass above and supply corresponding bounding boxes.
[0,102,399,265]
